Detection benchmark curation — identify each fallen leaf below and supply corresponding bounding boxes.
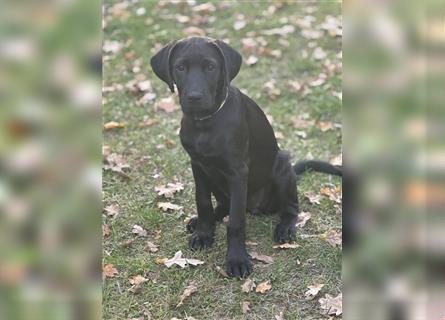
[295,131,307,139]
[255,280,272,294]
[192,3,216,13]
[245,55,258,66]
[241,38,257,53]
[234,20,246,31]
[250,252,274,264]
[103,224,111,237]
[177,282,198,307]
[309,73,327,87]
[136,80,152,92]
[164,251,204,268]
[154,230,162,240]
[287,80,302,93]
[132,224,147,237]
[110,2,130,21]
[122,239,133,248]
[270,49,282,58]
[318,121,334,132]
[330,154,342,166]
[155,96,178,113]
[319,293,342,316]
[241,278,256,293]
[241,301,251,314]
[155,182,184,198]
[305,192,322,205]
[296,211,312,227]
[104,153,130,176]
[103,145,111,158]
[103,40,122,54]
[103,264,118,278]
[215,265,229,278]
[313,47,327,60]
[320,229,342,247]
[263,80,281,98]
[245,241,258,246]
[301,29,323,39]
[262,25,295,36]
[155,257,166,265]
[320,185,342,203]
[157,202,183,212]
[332,91,342,100]
[272,243,300,249]
[147,241,159,253]
[140,118,159,127]
[129,275,148,286]
[183,26,205,36]
[275,311,284,320]
[104,203,119,217]
[305,283,325,300]
[104,121,125,130]
[292,117,314,129]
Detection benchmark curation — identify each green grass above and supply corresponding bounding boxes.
[103,1,341,319]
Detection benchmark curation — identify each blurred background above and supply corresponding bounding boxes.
[0,0,443,319]
[0,0,101,319]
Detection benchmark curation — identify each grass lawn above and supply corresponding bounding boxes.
[103,1,342,319]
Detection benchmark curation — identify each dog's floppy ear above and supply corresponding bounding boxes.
[213,40,242,89]
[150,40,178,93]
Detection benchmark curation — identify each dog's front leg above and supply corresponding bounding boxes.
[188,162,215,250]
[225,163,252,278]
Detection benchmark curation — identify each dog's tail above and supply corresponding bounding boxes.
[293,160,342,176]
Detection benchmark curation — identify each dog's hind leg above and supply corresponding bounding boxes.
[271,151,299,243]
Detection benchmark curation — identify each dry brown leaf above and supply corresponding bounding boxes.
[234,20,247,31]
[132,224,147,237]
[129,275,148,286]
[191,3,216,13]
[261,25,295,36]
[103,224,111,237]
[104,203,119,217]
[155,96,178,113]
[164,251,204,268]
[147,241,159,253]
[245,241,258,246]
[241,301,251,314]
[263,80,281,98]
[304,283,325,300]
[305,192,322,204]
[319,293,342,316]
[287,80,302,93]
[155,257,166,265]
[183,26,205,36]
[250,252,274,264]
[154,229,162,240]
[255,280,272,294]
[215,265,229,278]
[321,229,342,248]
[272,243,300,249]
[103,145,111,158]
[320,185,342,203]
[103,264,118,278]
[241,278,256,293]
[157,202,183,212]
[296,211,312,227]
[275,311,285,320]
[155,182,184,198]
[104,121,125,130]
[103,40,122,54]
[245,55,258,66]
[313,47,327,60]
[104,153,130,176]
[292,117,314,129]
[330,154,342,166]
[177,282,198,307]
[241,38,257,53]
[318,121,334,132]
[140,118,159,127]
[309,73,327,87]
[110,2,130,21]
[122,239,133,248]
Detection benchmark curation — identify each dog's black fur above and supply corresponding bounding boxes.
[151,37,341,277]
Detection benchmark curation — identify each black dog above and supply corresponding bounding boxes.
[151,37,341,277]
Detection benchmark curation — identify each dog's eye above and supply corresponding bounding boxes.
[176,65,185,72]
[206,64,215,72]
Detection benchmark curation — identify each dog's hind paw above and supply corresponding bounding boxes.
[273,223,296,244]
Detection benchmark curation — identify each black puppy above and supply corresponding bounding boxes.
[151,37,341,277]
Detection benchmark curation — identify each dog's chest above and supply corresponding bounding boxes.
[181,128,223,158]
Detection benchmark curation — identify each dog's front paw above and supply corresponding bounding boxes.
[226,252,252,278]
[188,231,214,251]
[273,223,296,244]
[186,217,198,233]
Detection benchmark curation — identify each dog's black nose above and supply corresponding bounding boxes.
[187,91,203,102]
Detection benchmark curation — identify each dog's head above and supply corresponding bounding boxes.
[150,37,241,119]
